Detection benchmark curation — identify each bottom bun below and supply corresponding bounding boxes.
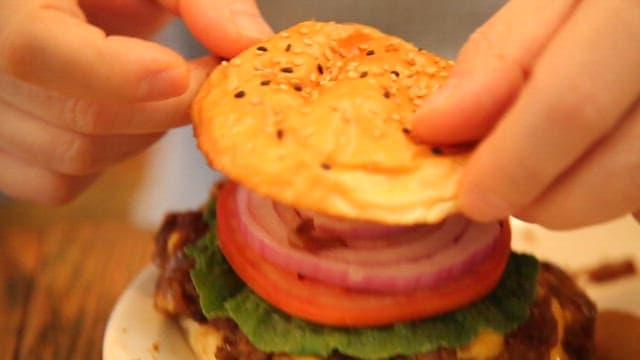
[180,317,320,360]
[179,317,222,360]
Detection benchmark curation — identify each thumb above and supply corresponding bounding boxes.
[411,0,578,145]
[172,0,272,59]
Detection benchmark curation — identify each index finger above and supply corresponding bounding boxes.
[458,0,640,222]
[0,3,189,101]
[175,0,273,59]
[411,0,578,144]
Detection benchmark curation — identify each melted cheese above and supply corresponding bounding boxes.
[456,328,505,359]
[549,297,568,360]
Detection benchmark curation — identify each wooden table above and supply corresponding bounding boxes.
[0,155,154,359]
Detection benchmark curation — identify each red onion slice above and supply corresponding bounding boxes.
[296,208,416,240]
[235,185,502,293]
[274,201,436,250]
[316,216,467,265]
[272,202,302,231]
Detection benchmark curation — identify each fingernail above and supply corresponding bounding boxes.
[460,190,512,222]
[228,2,273,39]
[142,66,189,100]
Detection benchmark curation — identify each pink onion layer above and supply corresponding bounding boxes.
[235,185,502,293]
[296,208,418,240]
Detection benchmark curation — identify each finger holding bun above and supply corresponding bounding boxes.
[193,21,467,225]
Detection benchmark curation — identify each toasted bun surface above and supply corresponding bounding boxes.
[193,21,469,224]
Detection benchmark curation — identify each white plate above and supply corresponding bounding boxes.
[103,216,640,360]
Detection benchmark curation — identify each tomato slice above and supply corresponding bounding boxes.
[217,181,511,327]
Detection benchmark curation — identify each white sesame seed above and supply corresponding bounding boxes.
[323,49,333,60]
[391,113,401,121]
[293,58,304,66]
[303,38,313,45]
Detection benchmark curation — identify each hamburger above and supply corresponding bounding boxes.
[153,21,596,359]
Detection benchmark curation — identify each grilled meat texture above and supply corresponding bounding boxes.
[154,211,596,359]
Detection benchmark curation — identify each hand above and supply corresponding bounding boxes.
[0,0,271,204]
[412,0,640,229]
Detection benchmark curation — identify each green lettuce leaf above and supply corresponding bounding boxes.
[184,206,244,318]
[186,206,539,359]
[225,253,538,359]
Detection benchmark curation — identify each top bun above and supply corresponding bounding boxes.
[193,21,469,225]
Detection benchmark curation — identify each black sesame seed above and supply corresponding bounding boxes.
[234,90,246,98]
[276,128,284,139]
[317,64,324,75]
[260,79,271,86]
[256,45,268,52]
[281,66,294,73]
[359,71,368,78]
[391,70,400,77]
[321,162,332,170]
[285,43,292,52]
[431,146,444,155]
[366,49,375,56]
[402,127,411,134]
[383,90,391,98]
[293,84,303,92]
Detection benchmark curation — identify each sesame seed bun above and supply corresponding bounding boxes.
[192,21,469,225]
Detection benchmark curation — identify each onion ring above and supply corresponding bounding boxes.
[235,185,501,293]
